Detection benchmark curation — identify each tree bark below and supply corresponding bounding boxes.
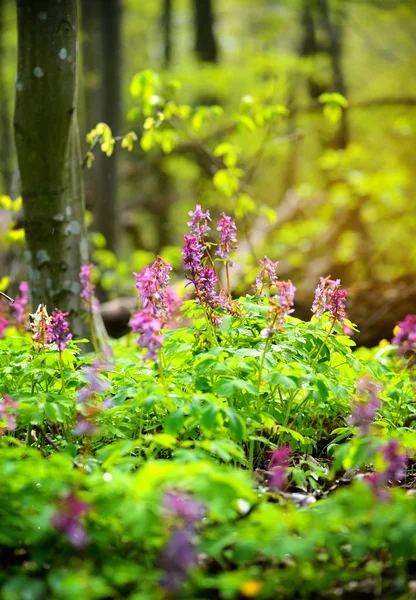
[193,0,218,63]
[162,0,173,69]
[14,0,93,339]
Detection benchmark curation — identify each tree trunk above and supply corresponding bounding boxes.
[193,0,218,63]
[0,0,13,194]
[92,0,121,256]
[162,0,173,69]
[14,0,93,339]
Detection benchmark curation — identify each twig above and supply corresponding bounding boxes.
[0,290,14,303]
[32,425,81,468]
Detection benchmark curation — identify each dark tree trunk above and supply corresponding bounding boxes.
[0,0,13,194]
[193,0,218,63]
[13,0,99,339]
[92,0,121,255]
[162,0,173,69]
[320,0,349,149]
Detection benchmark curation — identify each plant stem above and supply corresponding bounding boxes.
[89,303,99,353]
[258,313,278,387]
[225,262,231,299]
[313,317,336,367]
[58,351,65,393]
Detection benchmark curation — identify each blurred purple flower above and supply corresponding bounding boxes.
[182,234,204,279]
[129,311,163,361]
[78,356,112,403]
[261,280,296,337]
[52,492,91,547]
[160,490,205,591]
[254,256,279,293]
[216,212,238,264]
[392,314,416,355]
[268,446,291,491]
[0,394,18,434]
[13,281,29,325]
[48,309,72,352]
[348,377,382,434]
[73,414,98,436]
[0,315,8,338]
[366,440,408,500]
[80,264,99,312]
[187,204,211,240]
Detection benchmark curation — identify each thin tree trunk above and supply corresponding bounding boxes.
[162,0,172,69]
[0,0,13,194]
[14,0,93,339]
[93,0,121,255]
[193,0,218,63]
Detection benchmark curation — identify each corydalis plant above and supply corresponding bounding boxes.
[47,309,72,392]
[312,276,347,325]
[216,212,238,297]
[0,394,18,435]
[80,264,99,352]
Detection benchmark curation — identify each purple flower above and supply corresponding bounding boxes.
[0,315,8,338]
[52,492,91,547]
[182,234,204,279]
[312,276,347,324]
[365,440,408,500]
[48,309,72,352]
[348,377,381,434]
[12,281,29,325]
[133,256,172,318]
[129,311,163,361]
[215,212,238,264]
[254,256,279,293]
[261,280,296,337]
[160,490,205,591]
[73,413,98,436]
[392,315,416,355]
[80,264,99,312]
[187,204,211,240]
[196,267,219,305]
[78,355,112,403]
[0,394,18,434]
[163,490,205,524]
[268,446,291,491]
[166,288,182,324]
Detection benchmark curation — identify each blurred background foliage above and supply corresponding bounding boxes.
[1,0,416,341]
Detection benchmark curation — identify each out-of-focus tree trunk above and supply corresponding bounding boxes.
[92,0,121,255]
[81,0,102,213]
[320,0,349,149]
[193,0,218,63]
[162,0,172,69]
[0,0,13,194]
[13,0,97,339]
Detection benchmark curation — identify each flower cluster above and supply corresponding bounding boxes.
[0,394,18,435]
[47,309,72,352]
[366,440,407,501]
[160,490,205,591]
[129,311,163,362]
[267,446,291,491]
[0,315,8,338]
[30,304,52,348]
[52,492,91,548]
[80,264,99,312]
[312,276,347,325]
[12,281,29,324]
[392,314,416,355]
[0,281,29,338]
[216,212,238,264]
[261,280,296,338]
[348,377,381,434]
[187,204,211,240]
[254,256,279,294]
[133,256,172,319]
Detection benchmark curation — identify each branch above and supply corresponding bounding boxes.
[0,290,14,303]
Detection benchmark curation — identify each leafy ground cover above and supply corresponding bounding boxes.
[0,207,415,600]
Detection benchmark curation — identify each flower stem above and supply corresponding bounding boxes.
[89,304,99,354]
[258,313,278,387]
[225,262,231,299]
[313,317,336,367]
[58,351,65,393]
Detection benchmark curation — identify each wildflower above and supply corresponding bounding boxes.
[30,304,52,347]
[12,281,29,325]
[182,234,204,279]
[73,413,99,436]
[254,256,279,294]
[0,394,18,434]
[133,256,172,318]
[261,280,296,337]
[348,377,382,434]
[216,212,238,264]
[52,492,91,547]
[268,446,291,491]
[187,204,211,240]
[240,580,263,597]
[48,309,72,352]
[80,264,99,312]
[160,490,205,591]
[196,267,219,306]
[312,276,347,325]
[165,287,182,324]
[392,314,416,355]
[366,440,407,500]
[129,311,163,362]
[78,354,112,403]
